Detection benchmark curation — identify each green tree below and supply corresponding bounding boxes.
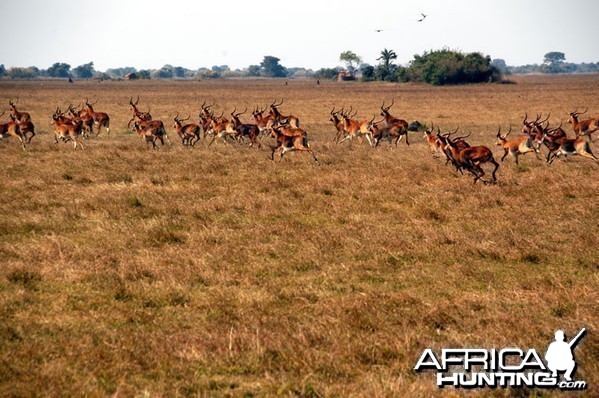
[246,65,261,77]
[339,51,362,71]
[0,64,5,77]
[542,52,566,73]
[260,56,287,78]
[73,62,95,78]
[377,49,398,81]
[46,62,71,78]
[7,67,39,79]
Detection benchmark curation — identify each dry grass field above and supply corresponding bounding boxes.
[0,75,598,397]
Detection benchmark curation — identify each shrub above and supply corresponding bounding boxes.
[408,49,501,85]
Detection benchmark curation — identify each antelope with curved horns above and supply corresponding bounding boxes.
[495,125,540,164]
[129,96,152,121]
[131,117,170,149]
[444,135,498,184]
[568,108,598,141]
[230,107,261,148]
[437,127,471,171]
[0,111,28,150]
[535,128,598,164]
[269,99,300,128]
[337,108,375,146]
[84,98,110,134]
[8,99,31,124]
[50,108,84,149]
[269,123,319,165]
[250,106,276,138]
[173,113,201,147]
[530,121,567,162]
[375,99,410,146]
[329,107,347,143]
[67,103,94,137]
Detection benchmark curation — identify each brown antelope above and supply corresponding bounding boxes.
[269,99,300,128]
[8,99,31,123]
[521,113,549,137]
[437,128,471,171]
[84,98,110,134]
[495,125,539,164]
[67,104,94,137]
[423,123,444,156]
[131,118,170,149]
[7,112,35,144]
[230,107,261,148]
[536,130,598,164]
[51,108,84,149]
[129,96,152,121]
[269,124,319,164]
[173,113,201,146]
[338,107,375,146]
[531,121,567,162]
[568,108,598,141]
[375,100,409,146]
[329,107,347,143]
[250,106,276,138]
[206,114,236,146]
[444,136,499,184]
[0,111,27,150]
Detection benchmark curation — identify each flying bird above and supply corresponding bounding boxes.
[417,13,427,22]
[374,29,383,32]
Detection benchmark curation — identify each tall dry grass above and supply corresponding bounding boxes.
[0,75,597,396]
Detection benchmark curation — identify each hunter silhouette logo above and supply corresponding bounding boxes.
[545,328,586,381]
[414,328,587,390]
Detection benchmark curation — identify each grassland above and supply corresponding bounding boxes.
[0,75,597,397]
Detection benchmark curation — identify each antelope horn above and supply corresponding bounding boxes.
[496,125,501,138]
[534,114,541,123]
[275,98,284,107]
[174,112,179,121]
[454,132,471,141]
[579,107,588,115]
[387,98,395,110]
[448,126,460,137]
[231,106,237,115]
[539,113,550,124]
[523,113,528,124]
[182,114,190,122]
[127,118,134,128]
[506,125,512,137]
[135,95,140,105]
[330,106,336,115]
[237,107,247,116]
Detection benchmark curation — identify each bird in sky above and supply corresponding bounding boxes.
[374,29,383,32]
[417,13,427,22]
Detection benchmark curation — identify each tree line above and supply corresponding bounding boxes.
[0,50,596,85]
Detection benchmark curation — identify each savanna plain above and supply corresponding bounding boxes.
[0,75,597,397]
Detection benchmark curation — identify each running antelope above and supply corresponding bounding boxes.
[250,106,276,138]
[230,108,261,148]
[129,96,152,121]
[531,121,567,162]
[269,99,300,128]
[329,107,347,143]
[67,104,94,137]
[8,99,31,123]
[173,113,201,146]
[495,125,539,164]
[84,98,110,134]
[338,107,375,146]
[568,108,598,141]
[0,112,27,150]
[131,118,170,149]
[536,131,599,164]
[375,100,410,146]
[444,137,499,184]
[269,124,319,164]
[51,108,84,149]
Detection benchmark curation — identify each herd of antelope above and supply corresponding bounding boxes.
[1,97,597,184]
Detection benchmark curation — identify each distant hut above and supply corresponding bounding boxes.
[337,70,355,82]
[124,72,138,80]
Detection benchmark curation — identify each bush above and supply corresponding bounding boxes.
[314,68,339,80]
[408,49,501,85]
